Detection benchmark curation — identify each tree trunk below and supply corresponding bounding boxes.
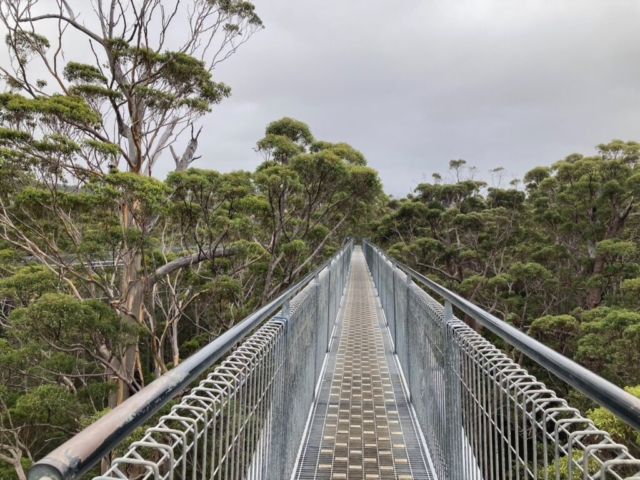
[109,203,145,407]
[585,208,630,309]
[585,254,606,309]
[260,252,283,305]
[172,317,180,366]
[0,448,27,480]
[13,462,26,480]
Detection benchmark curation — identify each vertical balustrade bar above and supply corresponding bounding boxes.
[392,260,397,353]
[380,254,384,308]
[373,251,380,288]
[405,271,413,400]
[444,301,464,480]
[313,274,320,393]
[327,262,332,352]
[277,298,291,479]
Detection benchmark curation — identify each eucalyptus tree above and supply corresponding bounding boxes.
[524,140,640,309]
[148,167,262,373]
[0,0,263,414]
[0,112,383,478]
[374,142,640,394]
[377,179,526,290]
[253,118,383,304]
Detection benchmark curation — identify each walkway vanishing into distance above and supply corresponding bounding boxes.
[295,250,433,479]
[29,242,640,480]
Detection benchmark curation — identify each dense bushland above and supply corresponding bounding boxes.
[0,1,382,477]
[0,118,382,478]
[372,142,640,452]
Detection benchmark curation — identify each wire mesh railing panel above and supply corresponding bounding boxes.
[315,269,330,384]
[407,285,448,480]
[449,318,640,480]
[393,270,409,379]
[95,320,286,480]
[89,244,353,480]
[267,283,318,479]
[362,241,640,480]
[381,257,396,345]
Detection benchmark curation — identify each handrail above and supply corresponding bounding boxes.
[28,239,353,480]
[363,240,640,433]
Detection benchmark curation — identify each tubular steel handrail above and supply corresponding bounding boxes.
[363,240,640,480]
[363,240,640,433]
[28,240,354,480]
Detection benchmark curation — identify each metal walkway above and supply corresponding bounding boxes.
[30,240,640,480]
[295,248,434,480]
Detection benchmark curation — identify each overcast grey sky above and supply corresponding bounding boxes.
[3,1,640,195]
[181,0,640,196]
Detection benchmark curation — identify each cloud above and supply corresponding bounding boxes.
[196,0,640,195]
[4,0,640,196]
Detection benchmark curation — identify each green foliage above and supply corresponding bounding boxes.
[13,385,80,423]
[10,293,136,348]
[6,30,49,63]
[0,92,101,126]
[594,239,637,258]
[529,314,579,355]
[264,117,314,146]
[310,141,367,165]
[0,265,61,306]
[539,449,600,480]
[373,139,640,462]
[576,308,640,386]
[0,127,32,143]
[63,62,107,84]
[99,172,171,225]
[256,134,305,163]
[587,385,640,447]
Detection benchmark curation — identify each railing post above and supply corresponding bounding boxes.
[327,261,333,352]
[313,274,320,397]
[268,297,291,478]
[377,249,381,291]
[380,255,386,311]
[374,248,378,290]
[443,300,463,480]
[333,255,339,332]
[405,271,412,401]
[391,259,397,353]
[378,251,382,291]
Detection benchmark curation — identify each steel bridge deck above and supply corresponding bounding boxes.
[295,248,435,480]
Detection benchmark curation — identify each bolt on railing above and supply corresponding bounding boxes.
[363,240,640,480]
[28,240,354,480]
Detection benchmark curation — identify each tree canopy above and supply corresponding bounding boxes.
[372,141,640,458]
[0,115,383,478]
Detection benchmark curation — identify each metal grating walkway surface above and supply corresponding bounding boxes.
[295,248,435,480]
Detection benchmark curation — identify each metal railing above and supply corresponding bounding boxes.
[28,240,354,480]
[363,240,640,480]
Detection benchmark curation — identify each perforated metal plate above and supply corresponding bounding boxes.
[295,249,435,480]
